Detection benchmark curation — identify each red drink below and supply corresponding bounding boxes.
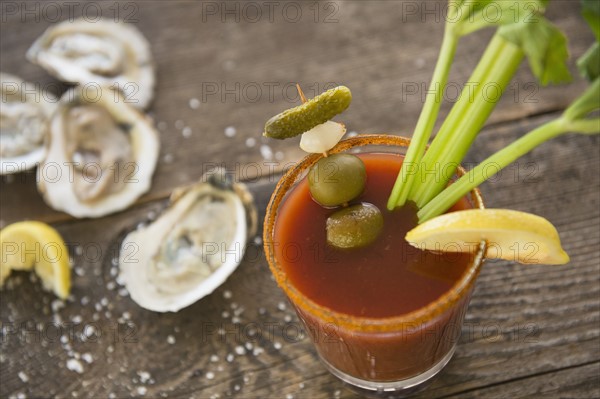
[264,135,485,393]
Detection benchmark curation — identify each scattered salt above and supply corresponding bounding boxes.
[277,302,287,311]
[274,341,282,350]
[182,127,192,138]
[210,355,219,362]
[226,353,234,362]
[223,290,232,299]
[252,347,264,356]
[167,335,176,345]
[245,137,256,148]
[18,371,28,382]
[163,154,174,164]
[82,353,93,364]
[234,346,246,355]
[136,386,147,396]
[206,371,215,380]
[260,145,273,160]
[138,371,151,383]
[66,358,84,374]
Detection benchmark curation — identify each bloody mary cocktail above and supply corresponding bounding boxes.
[264,135,485,394]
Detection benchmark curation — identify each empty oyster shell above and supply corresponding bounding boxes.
[1,73,57,174]
[119,169,257,312]
[37,85,160,218]
[27,18,155,109]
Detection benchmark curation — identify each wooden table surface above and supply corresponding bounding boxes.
[1,1,598,398]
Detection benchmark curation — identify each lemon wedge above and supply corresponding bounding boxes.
[405,209,570,265]
[0,221,71,298]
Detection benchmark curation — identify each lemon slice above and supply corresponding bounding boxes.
[0,221,71,298]
[405,209,570,265]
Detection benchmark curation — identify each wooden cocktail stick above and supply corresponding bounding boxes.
[296,83,308,104]
[296,83,329,158]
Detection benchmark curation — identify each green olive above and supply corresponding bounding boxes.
[308,153,366,207]
[326,203,384,249]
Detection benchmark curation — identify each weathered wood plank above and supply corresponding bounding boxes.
[0,0,594,225]
[441,362,600,399]
[1,110,599,398]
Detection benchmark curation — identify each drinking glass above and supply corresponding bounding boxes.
[264,135,486,397]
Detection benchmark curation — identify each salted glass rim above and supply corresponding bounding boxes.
[263,134,486,332]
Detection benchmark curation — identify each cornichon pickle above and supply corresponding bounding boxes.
[326,203,384,249]
[308,153,366,207]
[264,86,352,139]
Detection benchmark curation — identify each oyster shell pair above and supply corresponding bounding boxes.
[2,18,160,217]
[119,169,258,312]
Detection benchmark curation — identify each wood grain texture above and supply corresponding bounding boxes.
[1,1,599,398]
[0,0,595,225]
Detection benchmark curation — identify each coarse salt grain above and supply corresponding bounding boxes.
[235,346,246,355]
[245,137,256,148]
[260,145,273,160]
[224,126,237,138]
[66,358,84,374]
[18,371,28,382]
[138,371,151,383]
[189,98,200,109]
[81,353,93,364]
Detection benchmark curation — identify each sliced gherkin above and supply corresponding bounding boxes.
[326,203,384,249]
[264,86,352,139]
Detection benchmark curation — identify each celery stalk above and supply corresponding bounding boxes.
[418,79,600,222]
[410,35,524,208]
[386,27,458,210]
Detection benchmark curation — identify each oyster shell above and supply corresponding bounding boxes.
[27,18,155,109]
[37,85,160,218]
[119,169,257,312]
[1,73,56,174]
